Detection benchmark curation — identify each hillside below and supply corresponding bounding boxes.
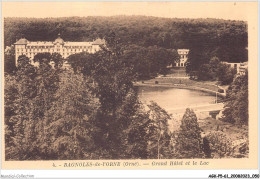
[4,16,248,63]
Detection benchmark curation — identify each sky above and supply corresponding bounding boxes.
[1,1,257,21]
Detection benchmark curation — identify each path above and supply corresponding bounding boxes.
[167,103,224,114]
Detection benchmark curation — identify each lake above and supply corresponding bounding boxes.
[137,86,216,112]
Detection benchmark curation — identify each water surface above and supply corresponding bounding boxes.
[137,86,216,111]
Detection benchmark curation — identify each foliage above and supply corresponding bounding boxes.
[186,48,209,76]
[147,101,172,159]
[4,45,16,74]
[204,131,234,158]
[4,54,62,160]
[2,33,151,160]
[4,74,19,159]
[5,55,37,160]
[197,64,215,81]
[174,108,204,159]
[33,52,64,70]
[44,70,99,159]
[221,71,248,125]
[118,90,150,159]
[122,45,179,79]
[216,63,236,85]
[188,55,236,84]
[86,33,150,159]
[232,139,249,158]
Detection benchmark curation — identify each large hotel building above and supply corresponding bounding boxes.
[14,34,190,68]
[14,34,105,66]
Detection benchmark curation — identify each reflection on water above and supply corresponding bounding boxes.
[137,86,215,111]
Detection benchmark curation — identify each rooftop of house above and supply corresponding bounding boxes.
[177,49,190,52]
[93,38,106,45]
[14,38,28,45]
[14,35,105,46]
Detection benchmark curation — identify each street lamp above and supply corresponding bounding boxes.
[215,84,218,104]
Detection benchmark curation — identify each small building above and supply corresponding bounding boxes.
[222,61,248,75]
[14,34,105,66]
[238,62,248,75]
[222,62,241,73]
[175,49,189,67]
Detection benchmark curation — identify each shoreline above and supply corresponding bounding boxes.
[134,82,226,98]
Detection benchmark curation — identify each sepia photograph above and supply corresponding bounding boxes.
[1,1,258,172]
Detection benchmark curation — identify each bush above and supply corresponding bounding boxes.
[232,139,249,158]
[204,131,234,158]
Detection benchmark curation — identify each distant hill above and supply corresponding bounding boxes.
[4,16,248,62]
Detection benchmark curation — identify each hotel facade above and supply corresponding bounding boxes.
[14,34,105,66]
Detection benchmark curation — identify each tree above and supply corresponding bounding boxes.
[221,71,248,125]
[91,33,149,159]
[197,64,215,81]
[186,48,209,77]
[33,52,64,70]
[4,46,16,74]
[4,74,18,160]
[209,56,220,74]
[197,56,221,81]
[216,63,236,85]
[44,70,100,159]
[50,53,64,70]
[174,108,204,158]
[67,32,151,159]
[118,89,150,159]
[6,53,62,160]
[147,101,172,159]
[33,52,52,65]
[122,45,179,80]
[204,131,234,158]
[5,55,37,160]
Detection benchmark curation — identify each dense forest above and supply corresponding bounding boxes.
[5,16,248,64]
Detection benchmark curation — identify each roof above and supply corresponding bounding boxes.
[64,42,92,46]
[177,49,189,51]
[14,38,28,45]
[28,41,54,46]
[54,37,64,44]
[14,36,105,46]
[92,38,105,45]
